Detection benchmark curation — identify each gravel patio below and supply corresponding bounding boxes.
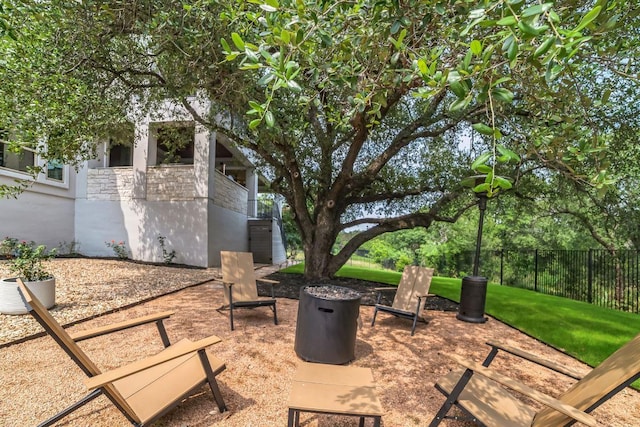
[1,258,639,426]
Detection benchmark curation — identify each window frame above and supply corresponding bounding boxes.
[107,139,134,167]
[153,122,196,166]
[0,135,69,189]
[106,122,135,168]
[0,140,37,175]
[42,158,68,186]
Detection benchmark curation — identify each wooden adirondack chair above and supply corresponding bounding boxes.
[429,335,640,426]
[370,266,434,335]
[16,279,227,427]
[220,251,278,330]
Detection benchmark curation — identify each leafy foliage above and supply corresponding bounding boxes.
[281,206,302,258]
[2,0,639,278]
[1,237,57,281]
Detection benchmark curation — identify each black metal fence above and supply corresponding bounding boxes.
[438,249,640,314]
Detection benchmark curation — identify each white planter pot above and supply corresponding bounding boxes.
[0,277,56,315]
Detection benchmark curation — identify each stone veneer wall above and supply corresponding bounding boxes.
[86,166,195,201]
[214,170,247,215]
[86,167,248,215]
[146,165,195,201]
[86,168,134,200]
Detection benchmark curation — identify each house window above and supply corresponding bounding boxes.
[109,142,133,166]
[0,129,69,187]
[46,159,64,181]
[107,122,134,167]
[155,124,195,165]
[0,141,36,174]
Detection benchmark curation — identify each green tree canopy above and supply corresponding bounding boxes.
[2,0,638,278]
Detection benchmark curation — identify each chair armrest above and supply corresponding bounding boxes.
[69,311,174,342]
[257,278,279,298]
[414,293,435,298]
[374,287,397,305]
[448,354,597,427]
[486,341,585,380]
[374,287,397,292]
[84,335,222,389]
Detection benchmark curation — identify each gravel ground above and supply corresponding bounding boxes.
[1,259,639,426]
[0,260,457,346]
[0,258,220,345]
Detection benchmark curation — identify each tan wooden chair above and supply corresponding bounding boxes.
[370,265,434,335]
[220,251,278,330]
[429,334,640,426]
[16,279,227,427]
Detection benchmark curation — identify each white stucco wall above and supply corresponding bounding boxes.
[79,165,209,265]
[0,190,76,253]
[73,199,129,257]
[271,218,287,265]
[0,97,270,268]
[207,202,250,266]
[74,198,210,266]
[205,170,250,266]
[0,168,77,253]
[1,161,272,267]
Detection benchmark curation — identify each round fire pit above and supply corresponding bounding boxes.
[294,285,362,365]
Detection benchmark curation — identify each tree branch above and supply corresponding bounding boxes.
[554,208,616,253]
[328,190,470,272]
[348,185,447,205]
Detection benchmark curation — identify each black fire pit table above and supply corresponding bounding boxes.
[294,285,362,365]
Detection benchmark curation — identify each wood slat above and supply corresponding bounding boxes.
[70,311,174,342]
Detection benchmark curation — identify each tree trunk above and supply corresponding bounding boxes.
[303,232,337,280]
[301,210,341,280]
[303,249,333,280]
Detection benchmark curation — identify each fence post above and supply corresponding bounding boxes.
[534,249,539,292]
[588,249,593,304]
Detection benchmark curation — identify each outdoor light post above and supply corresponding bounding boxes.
[472,191,488,277]
[456,181,489,323]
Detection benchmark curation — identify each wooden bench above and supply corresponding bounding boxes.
[288,362,383,426]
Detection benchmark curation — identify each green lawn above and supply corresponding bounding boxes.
[280,264,640,370]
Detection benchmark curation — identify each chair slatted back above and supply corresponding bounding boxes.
[392,266,434,313]
[532,332,640,426]
[221,251,259,304]
[16,280,140,423]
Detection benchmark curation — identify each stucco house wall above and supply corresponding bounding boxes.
[0,186,76,252]
[0,159,77,252]
[75,166,250,267]
[0,98,283,268]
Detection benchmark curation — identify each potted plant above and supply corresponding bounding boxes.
[0,238,57,314]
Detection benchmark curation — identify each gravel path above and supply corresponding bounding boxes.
[1,259,459,347]
[0,258,221,345]
[1,259,638,426]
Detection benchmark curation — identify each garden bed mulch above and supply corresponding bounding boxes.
[260,271,461,311]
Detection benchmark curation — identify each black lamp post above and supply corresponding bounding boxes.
[456,180,489,323]
[472,192,488,277]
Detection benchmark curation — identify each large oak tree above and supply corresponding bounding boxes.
[2,0,638,278]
